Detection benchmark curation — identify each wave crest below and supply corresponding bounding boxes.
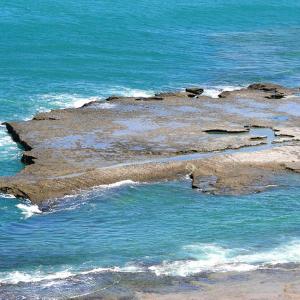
[16,203,42,219]
[2,240,300,285]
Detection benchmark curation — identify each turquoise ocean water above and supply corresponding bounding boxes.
[0,0,300,297]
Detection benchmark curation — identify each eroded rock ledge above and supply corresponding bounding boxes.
[0,83,299,205]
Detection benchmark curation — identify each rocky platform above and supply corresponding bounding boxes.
[0,83,300,205]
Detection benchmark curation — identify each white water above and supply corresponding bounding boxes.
[150,241,300,276]
[0,193,16,199]
[37,87,154,111]
[98,180,138,189]
[16,203,42,219]
[2,240,300,285]
[105,87,154,98]
[38,93,103,109]
[202,85,245,98]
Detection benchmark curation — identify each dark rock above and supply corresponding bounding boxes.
[155,91,183,97]
[3,122,32,151]
[250,136,267,141]
[247,83,284,92]
[185,87,204,95]
[106,95,121,101]
[81,100,99,108]
[135,96,164,101]
[218,91,231,98]
[21,153,36,165]
[187,93,196,98]
[265,92,285,99]
[204,128,249,134]
[191,175,218,192]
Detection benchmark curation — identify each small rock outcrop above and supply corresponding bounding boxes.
[218,91,231,98]
[248,83,284,92]
[185,87,204,95]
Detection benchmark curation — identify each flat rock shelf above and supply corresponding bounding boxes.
[0,83,300,205]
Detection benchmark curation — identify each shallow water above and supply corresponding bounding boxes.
[0,0,300,297]
[1,177,300,297]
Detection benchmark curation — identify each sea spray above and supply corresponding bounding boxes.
[16,203,42,219]
[2,240,300,285]
[202,85,245,98]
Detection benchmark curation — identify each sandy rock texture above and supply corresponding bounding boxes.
[0,83,299,204]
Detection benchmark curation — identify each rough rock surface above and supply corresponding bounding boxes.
[0,83,299,205]
[191,145,300,194]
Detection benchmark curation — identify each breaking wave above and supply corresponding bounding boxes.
[105,87,154,98]
[202,85,245,98]
[36,87,154,111]
[38,93,103,109]
[150,241,300,276]
[98,180,138,189]
[0,193,16,199]
[16,203,42,219]
[2,240,300,285]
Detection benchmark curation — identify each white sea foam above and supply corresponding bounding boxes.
[0,193,16,199]
[2,240,300,285]
[98,180,137,189]
[202,85,245,98]
[46,180,139,213]
[38,93,103,109]
[37,88,153,112]
[0,127,21,160]
[0,129,15,147]
[16,203,42,219]
[106,87,154,98]
[0,265,143,285]
[150,241,300,276]
[0,270,73,285]
[60,180,138,199]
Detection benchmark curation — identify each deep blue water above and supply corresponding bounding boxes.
[0,0,300,296]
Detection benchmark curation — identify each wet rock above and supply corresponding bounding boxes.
[81,100,99,108]
[265,92,285,99]
[284,162,300,173]
[33,114,59,120]
[106,95,121,101]
[21,153,36,165]
[250,136,267,141]
[3,122,32,151]
[185,87,204,95]
[135,96,164,101]
[218,91,231,98]
[190,145,300,195]
[155,91,186,98]
[248,83,284,92]
[204,127,249,134]
[191,175,218,192]
[0,82,299,204]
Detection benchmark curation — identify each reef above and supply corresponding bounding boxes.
[0,83,299,205]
